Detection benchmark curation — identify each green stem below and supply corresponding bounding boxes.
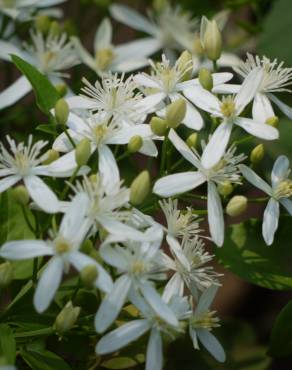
[14,327,54,338]
[212,60,218,72]
[21,205,35,234]
[64,129,76,148]
[61,166,80,200]
[234,135,253,146]
[160,130,170,176]
[116,150,129,162]
[248,196,269,203]
[32,258,38,285]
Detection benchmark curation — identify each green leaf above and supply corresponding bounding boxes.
[21,349,71,370]
[101,357,138,369]
[0,324,16,364]
[216,218,292,290]
[11,54,59,114]
[269,300,292,357]
[36,123,58,135]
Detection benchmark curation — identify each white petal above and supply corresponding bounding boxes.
[135,92,166,112]
[166,235,190,270]
[96,319,150,355]
[212,72,234,85]
[212,83,241,94]
[184,85,221,116]
[0,240,53,260]
[234,117,279,140]
[239,164,272,195]
[98,145,120,194]
[108,124,152,145]
[268,93,292,120]
[134,74,161,89]
[280,198,292,216]
[201,121,233,169]
[115,38,161,63]
[0,175,20,193]
[207,182,224,247]
[197,329,226,363]
[0,40,23,61]
[153,172,206,197]
[65,95,96,110]
[24,175,59,214]
[95,275,132,333]
[168,129,201,167]
[33,257,63,313]
[271,155,290,187]
[52,130,79,152]
[71,37,96,70]
[0,76,32,110]
[162,273,184,303]
[44,151,83,178]
[252,93,274,123]
[262,198,279,246]
[94,18,112,50]
[146,329,163,370]
[139,139,158,157]
[195,285,218,315]
[100,245,129,271]
[113,58,150,73]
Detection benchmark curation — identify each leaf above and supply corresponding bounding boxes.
[11,54,59,114]
[0,324,16,364]
[36,123,58,135]
[20,349,71,370]
[101,357,138,369]
[269,300,292,357]
[216,217,292,290]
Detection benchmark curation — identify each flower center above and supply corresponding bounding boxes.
[274,179,292,199]
[93,124,107,145]
[55,237,71,254]
[14,152,30,176]
[95,48,115,71]
[41,51,57,71]
[191,310,219,330]
[131,261,146,275]
[220,96,236,118]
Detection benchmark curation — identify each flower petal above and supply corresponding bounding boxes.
[0,76,32,110]
[234,117,279,140]
[0,40,23,61]
[0,240,53,260]
[146,328,163,370]
[262,198,279,246]
[134,74,161,89]
[169,128,201,167]
[207,182,224,247]
[115,38,161,63]
[162,273,184,303]
[271,155,290,187]
[197,329,226,363]
[71,37,96,70]
[94,18,112,50]
[195,285,218,315]
[212,83,240,94]
[139,139,158,157]
[268,93,292,120]
[108,124,152,145]
[184,85,221,116]
[98,145,120,194]
[239,164,272,195]
[166,235,190,270]
[0,175,20,193]
[252,93,274,123]
[280,198,292,216]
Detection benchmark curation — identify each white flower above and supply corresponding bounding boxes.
[0,135,82,213]
[153,129,245,246]
[161,235,222,302]
[240,156,292,245]
[134,54,233,130]
[189,286,226,363]
[185,67,279,168]
[96,293,190,370]
[0,29,79,110]
[72,18,160,76]
[0,193,113,313]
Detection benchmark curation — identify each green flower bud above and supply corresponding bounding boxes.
[265,116,279,127]
[50,21,61,37]
[153,0,167,12]
[150,117,168,136]
[55,98,69,126]
[63,20,77,36]
[81,239,94,254]
[192,35,204,56]
[199,68,213,91]
[54,301,81,334]
[202,18,222,61]
[218,181,233,197]
[11,185,29,206]
[226,195,247,217]
[42,149,60,165]
[128,135,143,153]
[130,170,151,206]
[55,83,68,98]
[35,15,51,34]
[250,144,264,164]
[166,98,186,128]
[80,264,98,289]
[0,262,13,288]
[99,226,109,242]
[75,138,91,166]
[186,133,198,148]
[177,50,193,81]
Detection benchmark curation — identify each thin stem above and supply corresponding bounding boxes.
[212,60,218,72]
[64,129,76,149]
[61,166,80,200]
[14,327,54,338]
[160,131,169,176]
[116,150,129,162]
[21,205,35,234]
[248,196,269,203]
[32,258,38,285]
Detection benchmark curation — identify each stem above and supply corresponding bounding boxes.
[212,60,218,72]
[32,258,38,285]
[234,135,253,146]
[116,150,129,162]
[160,131,169,176]
[21,205,35,234]
[61,166,80,200]
[14,327,54,338]
[64,129,76,149]
[248,196,269,203]
[71,278,81,302]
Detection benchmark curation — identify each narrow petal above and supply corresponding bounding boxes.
[162,273,184,303]
[115,38,161,63]
[197,329,226,363]
[71,37,96,70]
[94,18,112,50]
[134,74,161,89]
[44,151,87,178]
[98,145,120,194]
[280,198,292,216]
[108,124,152,145]
[33,257,64,313]
[168,129,201,167]
[268,93,292,120]
[166,235,190,270]
[184,85,221,116]
[195,285,218,315]
[212,72,234,85]
[271,155,290,187]
[139,139,158,157]
[135,92,166,112]
[0,240,53,260]
[262,198,279,246]
[0,76,32,110]
[212,83,240,94]
[234,117,279,140]
[52,130,79,152]
[239,165,272,195]
[208,182,224,247]
[65,95,96,110]
[146,329,163,370]
[252,93,274,123]
[96,319,150,355]
[0,40,23,61]
[0,175,20,193]
[100,245,129,270]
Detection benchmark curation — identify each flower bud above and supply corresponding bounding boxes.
[0,262,13,288]
[54,301,81,334]
[153,0,167,12]
[55,98,69,126]
[199,68,213,91]
[50,21,61,37]
[192,35,204,56]
[186,133,198,148]
[42,149,60,165]
[226,195,247,217]
[11,185,29,206]
[130,170,151,206]
[150,117,168,136]
[265,116,279,127]
[250,144,264,164]
[75,138,91,166]
[128,135,143,153]
[201,18,222,61]
[99,226,109,242]
[55,83,68,98]
[218,181,233,197]
[35,15,51,34]
[177,50,193,81]
[166,99,186,128]
[80,264,98,289]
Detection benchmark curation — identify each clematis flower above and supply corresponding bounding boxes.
[72,18,160,76]
[184,67,279,168]
[189,286,226,363]
[0,193,113,313]
[153,129,245,246]
[240,156,292,245]
[134,54,233,130]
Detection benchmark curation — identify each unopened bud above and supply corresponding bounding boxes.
[218,181,233,197]
[128,135,143,153]
[250,144,264,164]
[80,264,98,289]
[99,226,109,242]
[130,170,151,206]
[42,149,60,165]
[226,195,247,217]
[166,99,186,128]
[55,98,69,126]
[193,35,204,56]
[54,301,80,334]
[150,117,168,136]
[11,185,29,206]
[202,18,222,61]
[265,116,279,127]
[35,15,51,34]
[177,50,193,81]
[186,133,198,148]
[199,68,213,91]
[50,21,61,37]
[153,0,167,12]
[55,83,68,98]
[75,138,91,166]
[0,262,13,288]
